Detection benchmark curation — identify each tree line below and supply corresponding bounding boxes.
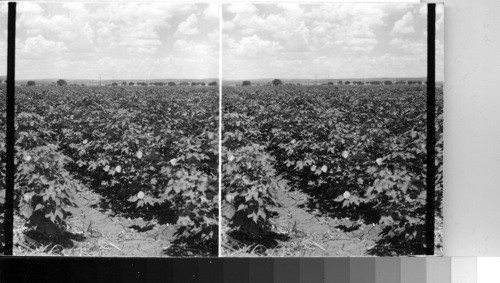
[25,80,218,87]
[239,79,426,86]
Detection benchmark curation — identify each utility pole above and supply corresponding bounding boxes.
[315,74,317,86]
[99,74,101,86]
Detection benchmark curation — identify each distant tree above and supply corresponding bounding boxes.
[242,80,251,86]
[384,80,393,85]
[122,82,127,86]
[129,82,135,86]
[168,82,176,86]
[191,82,197,86]
[407,80,423,85]
[27,81,36,86]
[57,79,67,86]
[272,79,283,86]
[111,82,118,86]
[370,81,381,85]
[396,81,406,85]
[200,82,206,86]
[297,83,301,86]
[328,81,334,85]
[345,81,351,85]
[180,82,189,86]
[337,80,343,85]
[208,81,217,86]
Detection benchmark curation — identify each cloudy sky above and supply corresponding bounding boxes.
[0,3,6,77]
[13,2,219,80]
[222,3,444,81]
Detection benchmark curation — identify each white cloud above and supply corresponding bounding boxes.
[175,39,214,57]
[18,35,67,58]
[336,36,377,53]
[419,5,427,16]
[207,28,219,43]
[391,12,415,35]
[0,3,7,15]
[17,2,44,15]
[203,4,219,19]
[15,3,218,80]
[307,5,383,53]
[223,3,430,80]
[390,38,426,56]
[283,33,310,52]
[436,9,444,31]
[436,4,444,16]
[277,3,304,19]
[231,35,281,59]
[175,14,199,36]
[62,2,87,13]
[0,3,6,75]
[0,39,6,70]
[225,3,258,15]
[18,11,70,35]
[223,19,236,31]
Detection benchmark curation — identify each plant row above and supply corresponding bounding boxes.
[8,86,219,255]
[222,85,443,255]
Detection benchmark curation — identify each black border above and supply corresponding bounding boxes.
[426,3,436,255]
[4,1,16,256]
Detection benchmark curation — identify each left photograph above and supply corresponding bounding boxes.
[13,2,220,256]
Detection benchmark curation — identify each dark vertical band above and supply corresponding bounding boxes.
[426,3,436,255]
[4,2,16,256]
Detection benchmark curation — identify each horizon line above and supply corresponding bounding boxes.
[10,78,220,81]
[222,77,437,81]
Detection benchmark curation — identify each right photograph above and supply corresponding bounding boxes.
[221,3,444,256]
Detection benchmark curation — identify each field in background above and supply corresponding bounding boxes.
[1,86,219,256]
[222,85,443,256]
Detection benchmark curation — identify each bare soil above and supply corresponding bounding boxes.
[13,186,187,257]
